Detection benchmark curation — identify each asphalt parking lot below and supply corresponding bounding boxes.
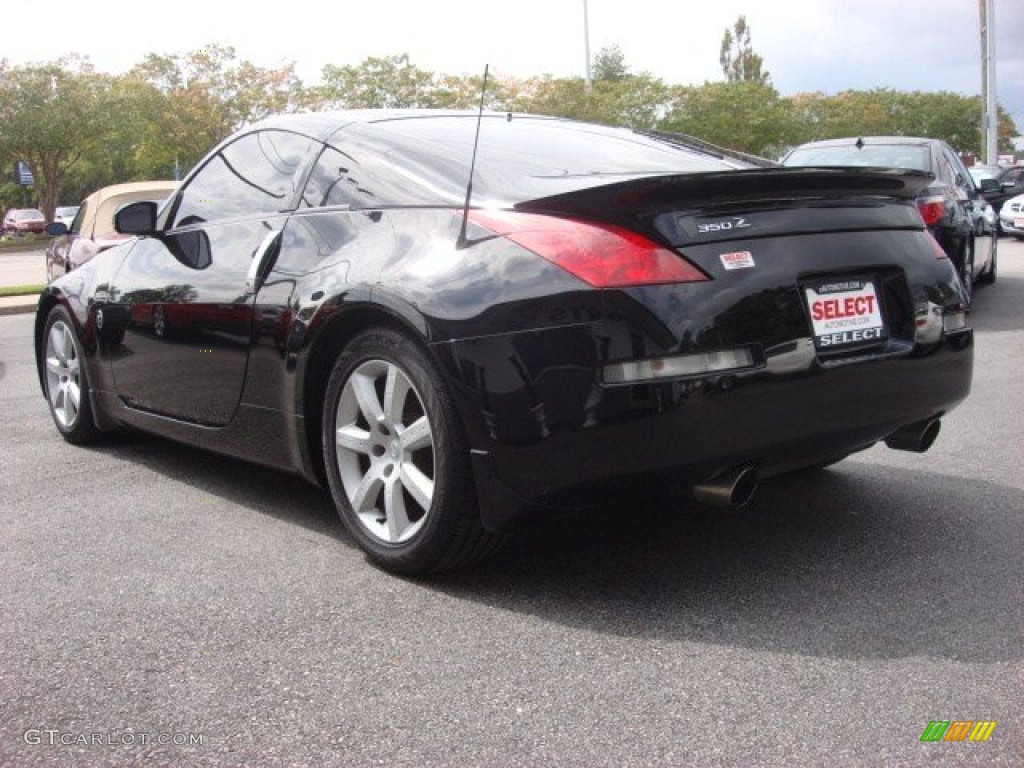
[1,241,1022,766]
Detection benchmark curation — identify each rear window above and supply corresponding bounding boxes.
[784,144,930,172]
[334,116,744,207]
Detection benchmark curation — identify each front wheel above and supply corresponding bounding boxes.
[42,305,98,444]
[322,327,502,574]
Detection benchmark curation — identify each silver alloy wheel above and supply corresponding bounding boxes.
[44,319,82,429]
[333,359,436,544]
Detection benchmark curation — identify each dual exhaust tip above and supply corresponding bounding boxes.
[692,466,759,509]
[884,418,941,454]
[691,418,941,509]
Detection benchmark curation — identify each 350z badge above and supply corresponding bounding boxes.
[696,216,752,235]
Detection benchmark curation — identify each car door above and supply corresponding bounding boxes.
[108,130,318,426]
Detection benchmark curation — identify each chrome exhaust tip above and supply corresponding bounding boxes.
[884,418,942,453]
[692,466,759,508]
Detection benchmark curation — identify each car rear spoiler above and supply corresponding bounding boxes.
[515,167,936,220]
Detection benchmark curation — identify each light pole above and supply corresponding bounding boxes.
[979,0,998,163]
[583,0,592,92]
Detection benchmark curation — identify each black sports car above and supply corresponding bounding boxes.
[36,111,973,574]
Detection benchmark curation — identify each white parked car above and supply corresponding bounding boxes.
[998,193,1024,239]
[53,206,80,229]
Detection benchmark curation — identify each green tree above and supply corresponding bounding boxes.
[592,45,630,83]
[784,89,1019,157]
[0,57,116,219]
[503,76,591,121]
[663,81,796,156]
[312,54,480,109]
[505,46,669,130]
[127,45,304,175]
[720,15,770,85]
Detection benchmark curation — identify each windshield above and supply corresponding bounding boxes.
[785,144,930,172]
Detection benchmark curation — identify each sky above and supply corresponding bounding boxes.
[4,0,1023,139]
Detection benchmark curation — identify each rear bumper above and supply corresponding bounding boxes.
[440,323,972,531]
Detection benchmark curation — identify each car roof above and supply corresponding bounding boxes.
[247,109,567,142]
[238,110,746,206]
[792,136,941,149]
[84,181,179,204]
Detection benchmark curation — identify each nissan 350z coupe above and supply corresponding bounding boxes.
[36,111,973,574]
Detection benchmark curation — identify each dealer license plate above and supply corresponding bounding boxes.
[804,279,887,350]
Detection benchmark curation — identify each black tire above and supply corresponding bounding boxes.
[41,305,99,445]
[977,237,997,285]
[322,327,503,574]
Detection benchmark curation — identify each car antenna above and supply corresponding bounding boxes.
[456,64,490,250]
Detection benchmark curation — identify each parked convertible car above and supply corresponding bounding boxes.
[45,181,178,282]
[36,111,974,574]
[783,136,997,306]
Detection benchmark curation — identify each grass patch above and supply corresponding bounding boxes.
[0,234,51,250]
[0,284,44,298]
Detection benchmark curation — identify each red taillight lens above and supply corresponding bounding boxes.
[468,210,707,288]
[916,197,944,227]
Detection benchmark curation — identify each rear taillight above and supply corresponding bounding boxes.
[916,197,944,227]
[468,210,707,288]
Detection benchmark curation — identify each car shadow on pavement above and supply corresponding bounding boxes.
[969,269,1024,333]
[90,429,346,541]
[435,460,1022,665]
[85,430,1021,666]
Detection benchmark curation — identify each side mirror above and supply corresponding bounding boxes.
[45,221,68,236]
[114,201,158,235]
[978,178,1000,193]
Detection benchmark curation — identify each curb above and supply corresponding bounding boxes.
[0,295,39,316]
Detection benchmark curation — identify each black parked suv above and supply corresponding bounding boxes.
[783,136,997,306]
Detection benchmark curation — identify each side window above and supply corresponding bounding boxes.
[301,145,380,209]
[938,157,956,187]
[69,202,88,236]
[943,148,970,190]
[172,130,316,227]
[299,142,443,209]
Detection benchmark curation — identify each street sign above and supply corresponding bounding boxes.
[14,161,34,186]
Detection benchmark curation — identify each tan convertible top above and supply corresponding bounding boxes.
[82,181,179,239]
